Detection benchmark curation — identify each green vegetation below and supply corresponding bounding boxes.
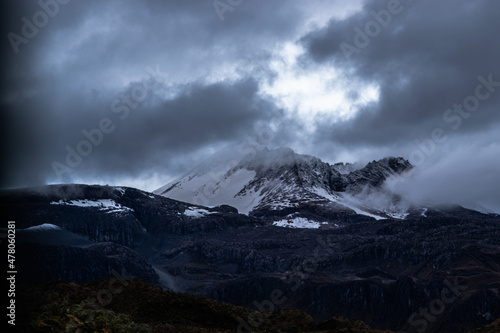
[33,298,151,333]
[467,318,500,333]
[16,279,497,333]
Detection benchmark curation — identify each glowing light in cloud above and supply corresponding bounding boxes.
[261,42,379,132]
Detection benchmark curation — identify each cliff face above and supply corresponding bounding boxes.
[174,216,500,332]
[16,241,159,284]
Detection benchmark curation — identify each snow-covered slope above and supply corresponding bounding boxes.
[155,147,413,218]
[50,199,134,214]
[155,147,265,214]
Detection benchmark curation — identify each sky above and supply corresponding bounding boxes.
[1,0,499,212]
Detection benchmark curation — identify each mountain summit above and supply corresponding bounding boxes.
[155,147,413,220]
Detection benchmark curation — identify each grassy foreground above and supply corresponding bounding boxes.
[16,279,394,333]
[15,279,497,333]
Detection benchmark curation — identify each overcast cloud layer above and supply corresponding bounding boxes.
[1,0,499,212]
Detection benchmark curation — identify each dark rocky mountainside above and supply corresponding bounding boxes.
[2,182,500,333]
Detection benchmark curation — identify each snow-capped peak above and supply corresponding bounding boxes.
[155,146,412,218]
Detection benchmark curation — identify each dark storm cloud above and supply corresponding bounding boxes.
[2,75,281,187]
[78,77,282,178]
[2,0,305,82]
[301,0,500,147]
[1,0,308,188]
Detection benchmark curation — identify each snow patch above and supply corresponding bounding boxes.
[312,186,339,201]
[115,187,126,195]
[141,192,156,199]
[184,207,214,218]
[50,199,133,214]
[273,217,327,229]
[385,211,409,220]
[421,208,428,217]
[338,200,387,220]
[266,200,299,211]
[23,223,61,231]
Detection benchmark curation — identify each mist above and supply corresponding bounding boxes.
[384,142,500,214]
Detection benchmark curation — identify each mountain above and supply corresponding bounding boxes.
[2,183,500,333]
[0,184,254,284]
[155,146,414,222]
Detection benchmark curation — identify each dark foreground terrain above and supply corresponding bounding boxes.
[14,279,500,333]
[17,279,396,333]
